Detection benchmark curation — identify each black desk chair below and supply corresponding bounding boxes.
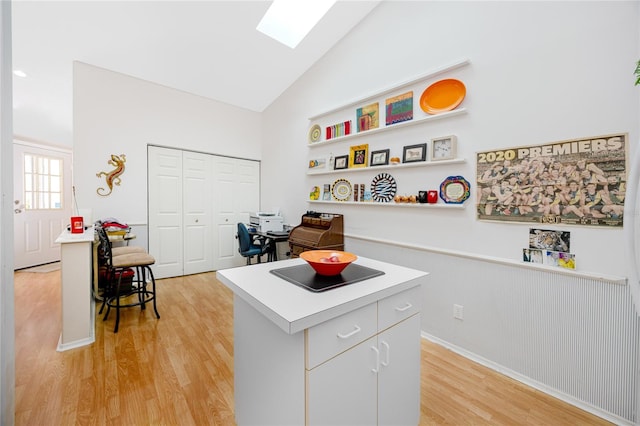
[237,223,271,265]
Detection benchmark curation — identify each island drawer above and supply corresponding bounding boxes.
[378,285,422,332]
[306,302,377,370]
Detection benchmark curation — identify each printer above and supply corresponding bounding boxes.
[249,212,284,233]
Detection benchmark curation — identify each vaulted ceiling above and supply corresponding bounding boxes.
[11,0,380,145]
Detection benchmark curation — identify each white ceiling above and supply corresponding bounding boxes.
[11,0,380,145]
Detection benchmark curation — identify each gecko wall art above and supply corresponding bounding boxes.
[96,154,126,196]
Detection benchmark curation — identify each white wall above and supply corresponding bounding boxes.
[263,1,638,275]
[261,1,640,423]
[73,62,262,227]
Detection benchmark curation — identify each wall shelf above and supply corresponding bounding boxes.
[308,58,471,120]
[308,200,466,209]
[307,109,467,148]
[308,158,466,176]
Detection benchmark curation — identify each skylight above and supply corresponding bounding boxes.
[256,0,336,49]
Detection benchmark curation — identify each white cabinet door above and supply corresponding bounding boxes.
[212,156,260,270]
[307,335,378,426]
[148,146,184,279]
[183,151,213,275]
[378,314,421,426]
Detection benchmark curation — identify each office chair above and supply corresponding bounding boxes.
[237,222,271,265]
[96,226,160,332]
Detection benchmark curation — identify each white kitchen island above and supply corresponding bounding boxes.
[216,256,428,426]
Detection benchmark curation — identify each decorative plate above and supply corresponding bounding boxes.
[308,124,322,143]
[439,176,471,204]
[419,79,466,115]
[371,173,397,203]
[332,179,352,202]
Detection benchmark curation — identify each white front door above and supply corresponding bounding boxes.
[13,141,72,269]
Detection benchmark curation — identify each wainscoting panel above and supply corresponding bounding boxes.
[346,235,639,424]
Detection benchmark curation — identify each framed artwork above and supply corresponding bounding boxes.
[334,155,349,170]
[370,149,390,166]
[431,135,457,161]
[308,158,326,169]
[385,91,413,125]
[356,103,379,132]
[349,144,369,168]
[402,143,427,163]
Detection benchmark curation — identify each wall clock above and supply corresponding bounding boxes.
[431,135,457,161]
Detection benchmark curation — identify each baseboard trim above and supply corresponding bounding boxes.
[421,332,632,426]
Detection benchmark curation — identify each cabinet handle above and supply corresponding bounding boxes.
[381,341,390,367]
[371,346,380,373]
[395,302,412,312]
[337,325,361,339]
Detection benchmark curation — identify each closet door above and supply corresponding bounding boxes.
[183,151,213,275]
[213,156,260,270]
[148,146,184,279]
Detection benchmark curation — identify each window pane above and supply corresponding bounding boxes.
[50,159,61,176]
[24,173,33,191]
[50,176,60,192]
[24,155,33,173]
[24,192,33,210]
[24,153,64,210]
[51,193,61,208]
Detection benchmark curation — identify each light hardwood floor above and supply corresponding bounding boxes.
[14,270,612,425]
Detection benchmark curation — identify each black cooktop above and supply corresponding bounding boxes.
[270,263,385,292]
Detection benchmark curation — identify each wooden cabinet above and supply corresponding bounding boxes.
[307,285,421,425]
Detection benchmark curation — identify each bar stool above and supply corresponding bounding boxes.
[96,226,160,332]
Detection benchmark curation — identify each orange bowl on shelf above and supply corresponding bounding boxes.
[300,250,358,276]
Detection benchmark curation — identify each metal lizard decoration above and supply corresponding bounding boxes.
[96,154,126,196]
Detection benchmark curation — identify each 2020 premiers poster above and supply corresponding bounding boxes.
[476,133,627,227]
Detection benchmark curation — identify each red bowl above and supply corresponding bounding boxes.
[300,250,358,276]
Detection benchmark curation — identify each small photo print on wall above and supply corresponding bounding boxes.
[528,228,570,252]
[522,248,543,264]
[543,250,576,269]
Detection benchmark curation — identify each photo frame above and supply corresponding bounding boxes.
[334,155,349,170]
[308,158,326,170]
[370,149,390,166]
[402,143,427,163]
[349,144,369,168]
[430,135,457,161]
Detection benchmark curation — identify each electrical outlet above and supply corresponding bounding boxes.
[453,304,464,320]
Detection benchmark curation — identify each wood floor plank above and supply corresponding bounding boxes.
[13,270,612,425]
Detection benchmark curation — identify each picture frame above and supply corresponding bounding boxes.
[370,149,390,166]
[334,155,349,170]
[402,143,427,163]
[308,158,326,169]
[349,144,369,168]
[430,135,457,161]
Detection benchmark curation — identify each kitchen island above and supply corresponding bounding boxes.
[216,256,428,425]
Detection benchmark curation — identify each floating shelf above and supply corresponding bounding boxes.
[308,58,471,120]
[307,109,467,148]
[308,158,466,176]
[308,200,466,209]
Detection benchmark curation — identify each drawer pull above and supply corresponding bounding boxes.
[337,325,361,339]
[371,346,380,373]
[381,341,390,367]
[395,302,413,312]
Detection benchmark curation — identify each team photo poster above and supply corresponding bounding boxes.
[476,133,627,227]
